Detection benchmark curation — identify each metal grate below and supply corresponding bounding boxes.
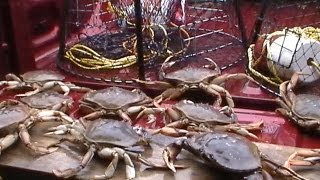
[57,0,247,85]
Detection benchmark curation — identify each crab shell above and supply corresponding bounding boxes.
[183,132,261,173]
[284,94,320,132]
[292,94,320,120]
[84,118,142,147]
[163,66,221,85]
[20,91,73,110]
[20,70,65,83]
[172,100,236,125]
[0,100,30,135]
[79,86,152,112]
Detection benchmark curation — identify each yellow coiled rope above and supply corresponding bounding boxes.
[64,1,191,70]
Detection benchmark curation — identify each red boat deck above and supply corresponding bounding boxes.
[1,0,319,148]
[0,0,319,178]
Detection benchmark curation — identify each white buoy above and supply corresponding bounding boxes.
[267,34,320,83]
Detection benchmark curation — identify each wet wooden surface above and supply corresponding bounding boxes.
[0,122,318,180]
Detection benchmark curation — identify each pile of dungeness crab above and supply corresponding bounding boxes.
[0,59,319,180]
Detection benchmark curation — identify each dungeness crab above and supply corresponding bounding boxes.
[79,86,153,124]
[20,90,73,112]
[46,118,165,179]
[139,100,263,139]
[0,99,73,155]
[163,132,307,180]
[0,70,91,96]
[276,72,320,134]
[135,56,255,107]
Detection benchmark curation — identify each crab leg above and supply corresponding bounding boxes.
[0,133,19,155]
[279,72,302,108]
[117,109,133,125]
[135,107,165,120]
[15,81,68,97]
[18,124,58,154]
[163,139,184,172]
[276,103,320,130]
[14,83,42,97]
[96,147,135,180]
[0,99,19,107]
[35,109,75,124]
[82,109,107,121]
[214,121,264,139]
[134,79,173,89]
[17,109,76,154]
[210,73,256,85]
[45,120,85,136]
[185,121,262,139]
[284,149,320,168]
[151,110,190,136]
[0,82,20,95]
[51,100,73,112]
[219,106,237,120]
[0,80,20,87]
[152,126,189,137]
[5,73,22,82]
[44,81,70,95]
[199,83,223,106]
[261,154,308,180]
[154,86,189,105]
[53,144,96,178]
[201,83,234,108]
[66,83,92,93]
[95,150,119,179]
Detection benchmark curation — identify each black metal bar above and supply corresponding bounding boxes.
[134,0,145,81]
[234,0,248,49]
[57,0,69,67]
[249,0,270,45]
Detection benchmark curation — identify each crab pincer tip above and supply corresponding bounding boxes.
[52,169,63,177]
[52,168,76,178]
[163,149,177,173]
[47,146,59,153]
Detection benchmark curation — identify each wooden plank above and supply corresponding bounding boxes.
[0,122,318,180]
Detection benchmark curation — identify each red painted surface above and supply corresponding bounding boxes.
[0,0,319,150]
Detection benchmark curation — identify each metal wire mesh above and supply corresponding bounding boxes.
[57,0,247,85]
[247,0,320,95]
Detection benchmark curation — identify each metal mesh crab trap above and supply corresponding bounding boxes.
[57,0,247,85]
[247,0,320,95]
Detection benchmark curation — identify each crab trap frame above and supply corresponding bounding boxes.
[246,0,320,95]
[56,0,248,86]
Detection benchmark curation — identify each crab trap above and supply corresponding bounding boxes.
[247,0,320,95]
[56,0,248,85]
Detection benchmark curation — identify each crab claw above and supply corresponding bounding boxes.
[15,88,40,97]
[162,142,183,172]
[0,133,19,154]
[19,124,59,154]
[284,149,320,168]
[136,107,165,120]
[304,156,320,164]
[45,125,69,135]
[53,168,81,179]
[163,148,176,172]
[30,145,59,155]
[154,87,188,105]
